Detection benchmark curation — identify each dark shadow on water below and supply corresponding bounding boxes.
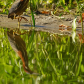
[23,15,30,17]
[21,24,45,28]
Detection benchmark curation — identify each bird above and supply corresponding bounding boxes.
[8,0,29,28]
[7,30,33,74]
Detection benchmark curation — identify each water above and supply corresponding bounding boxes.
[0,28,84,84]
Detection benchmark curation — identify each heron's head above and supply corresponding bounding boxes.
[8,13,14,19]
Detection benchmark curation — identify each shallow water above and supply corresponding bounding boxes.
[0,27,84,84]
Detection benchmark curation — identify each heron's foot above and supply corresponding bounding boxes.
[14,16,28,22]
[19,16,28,22]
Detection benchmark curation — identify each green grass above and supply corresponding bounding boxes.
[0,28,84,84]
[0,0,84,13]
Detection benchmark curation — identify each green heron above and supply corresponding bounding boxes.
[8,0,29,28]
[7,30,33,74]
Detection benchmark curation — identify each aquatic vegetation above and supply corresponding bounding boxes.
[0,28,84,83]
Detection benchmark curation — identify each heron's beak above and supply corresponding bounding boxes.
[23,65,33,74]
[23,65,39,75]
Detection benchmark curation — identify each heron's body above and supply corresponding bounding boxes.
[8,0,29,19]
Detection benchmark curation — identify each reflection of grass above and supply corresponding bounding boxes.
[0,28,84,83]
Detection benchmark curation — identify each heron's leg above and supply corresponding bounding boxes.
[13,15,28,34]
[13,14,20,29]
[17,17,21,34]
[19,17,28,22]
[18,18,20,29]
[14,16,28,23]
[14,13,16,19]
[13,14,20,30]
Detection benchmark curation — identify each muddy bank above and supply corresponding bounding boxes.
[0,14,83,34]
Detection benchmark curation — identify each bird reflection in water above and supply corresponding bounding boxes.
[7,30,38,75]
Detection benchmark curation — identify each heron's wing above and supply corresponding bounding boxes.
[8,0,22,14]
